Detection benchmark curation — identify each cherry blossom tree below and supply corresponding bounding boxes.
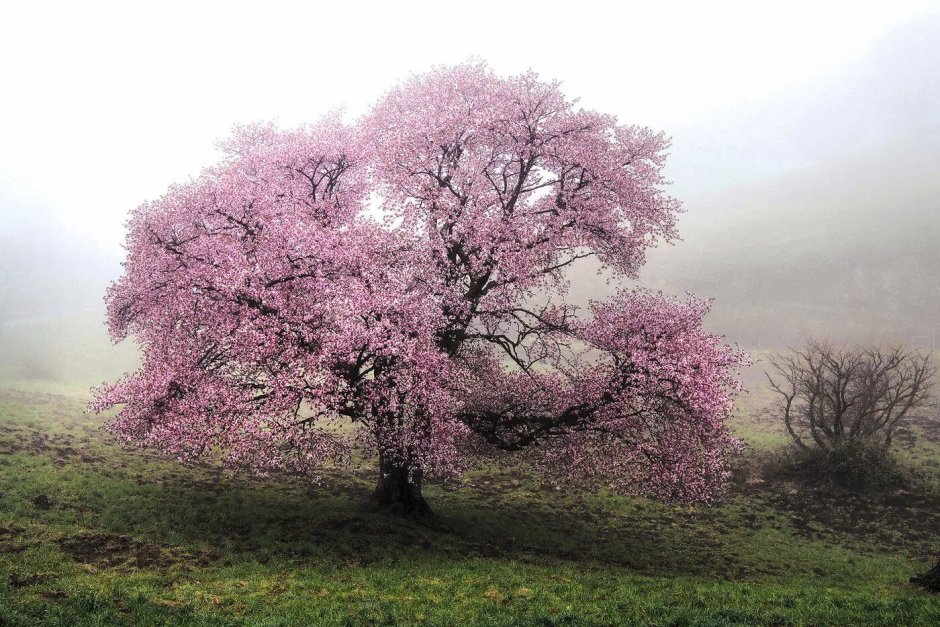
[92,63,747,515]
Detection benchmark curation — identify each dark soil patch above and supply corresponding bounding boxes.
[57,532,168,569]
[39,589,68,602]
[0,524,30,554]
[52,446,80,465]
[0,425,85,460]
[9,571,55,588]
[752,476,940,557]
[56,531,218,571]
[727,448,939,557]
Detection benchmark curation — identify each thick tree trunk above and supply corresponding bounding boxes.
[372,454,432,517]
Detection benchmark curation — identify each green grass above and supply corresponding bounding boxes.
[0,382,937,625]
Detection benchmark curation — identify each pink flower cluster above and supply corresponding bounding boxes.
[92,62,747,501]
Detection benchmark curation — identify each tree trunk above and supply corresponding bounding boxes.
[372,454,432,517]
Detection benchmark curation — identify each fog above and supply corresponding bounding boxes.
[1,2,938,384]
[571,15,940,349]
[644,15,940,348]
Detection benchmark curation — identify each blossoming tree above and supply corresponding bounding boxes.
[93,63,746,515]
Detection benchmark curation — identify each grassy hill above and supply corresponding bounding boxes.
[0,381,937,625]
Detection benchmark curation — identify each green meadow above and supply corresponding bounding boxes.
[0,374,937,626]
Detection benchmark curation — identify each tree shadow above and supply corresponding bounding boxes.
[35,451,783,581]
[7,390,936,582]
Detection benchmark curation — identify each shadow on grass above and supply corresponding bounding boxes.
[1,386,937,584]
[3,428,775,581]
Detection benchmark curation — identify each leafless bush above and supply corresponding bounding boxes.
[766,340,935,485]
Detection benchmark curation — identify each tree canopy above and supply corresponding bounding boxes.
[92,63,747,512]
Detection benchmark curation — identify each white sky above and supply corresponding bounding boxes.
[0,0,935,250]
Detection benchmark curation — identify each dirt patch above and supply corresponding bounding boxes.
[57,532,168,569]
[52,446,80,465]
[751,477,940,557]
[56,531,218,571]
[39,589,68,602]
[32,494,53,510]
[9,571,56,588]
[0,425,82,458]
[0,420,109,468]
[0,524,30,554]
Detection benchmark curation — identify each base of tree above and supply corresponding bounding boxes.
[911,559,940,593]
[370,491,433,518]
[372,458,433,518]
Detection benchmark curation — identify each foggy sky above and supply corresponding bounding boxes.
[2,1,939,382]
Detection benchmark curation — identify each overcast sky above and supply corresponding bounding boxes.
[1,0,936,252]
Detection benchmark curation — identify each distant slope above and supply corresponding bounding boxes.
[0,309,139,386]
[0,190,137,385]
[637,134,940,347]
[569,18,940,348]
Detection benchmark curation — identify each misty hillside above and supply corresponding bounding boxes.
[0,190,137,384]
[623,18,940,348]
[637,135,940,347]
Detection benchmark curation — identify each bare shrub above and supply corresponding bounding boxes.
[767,340,935,486]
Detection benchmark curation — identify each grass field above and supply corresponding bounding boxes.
[0,377,938,626]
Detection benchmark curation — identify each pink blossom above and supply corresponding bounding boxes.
[92,62,747,503]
